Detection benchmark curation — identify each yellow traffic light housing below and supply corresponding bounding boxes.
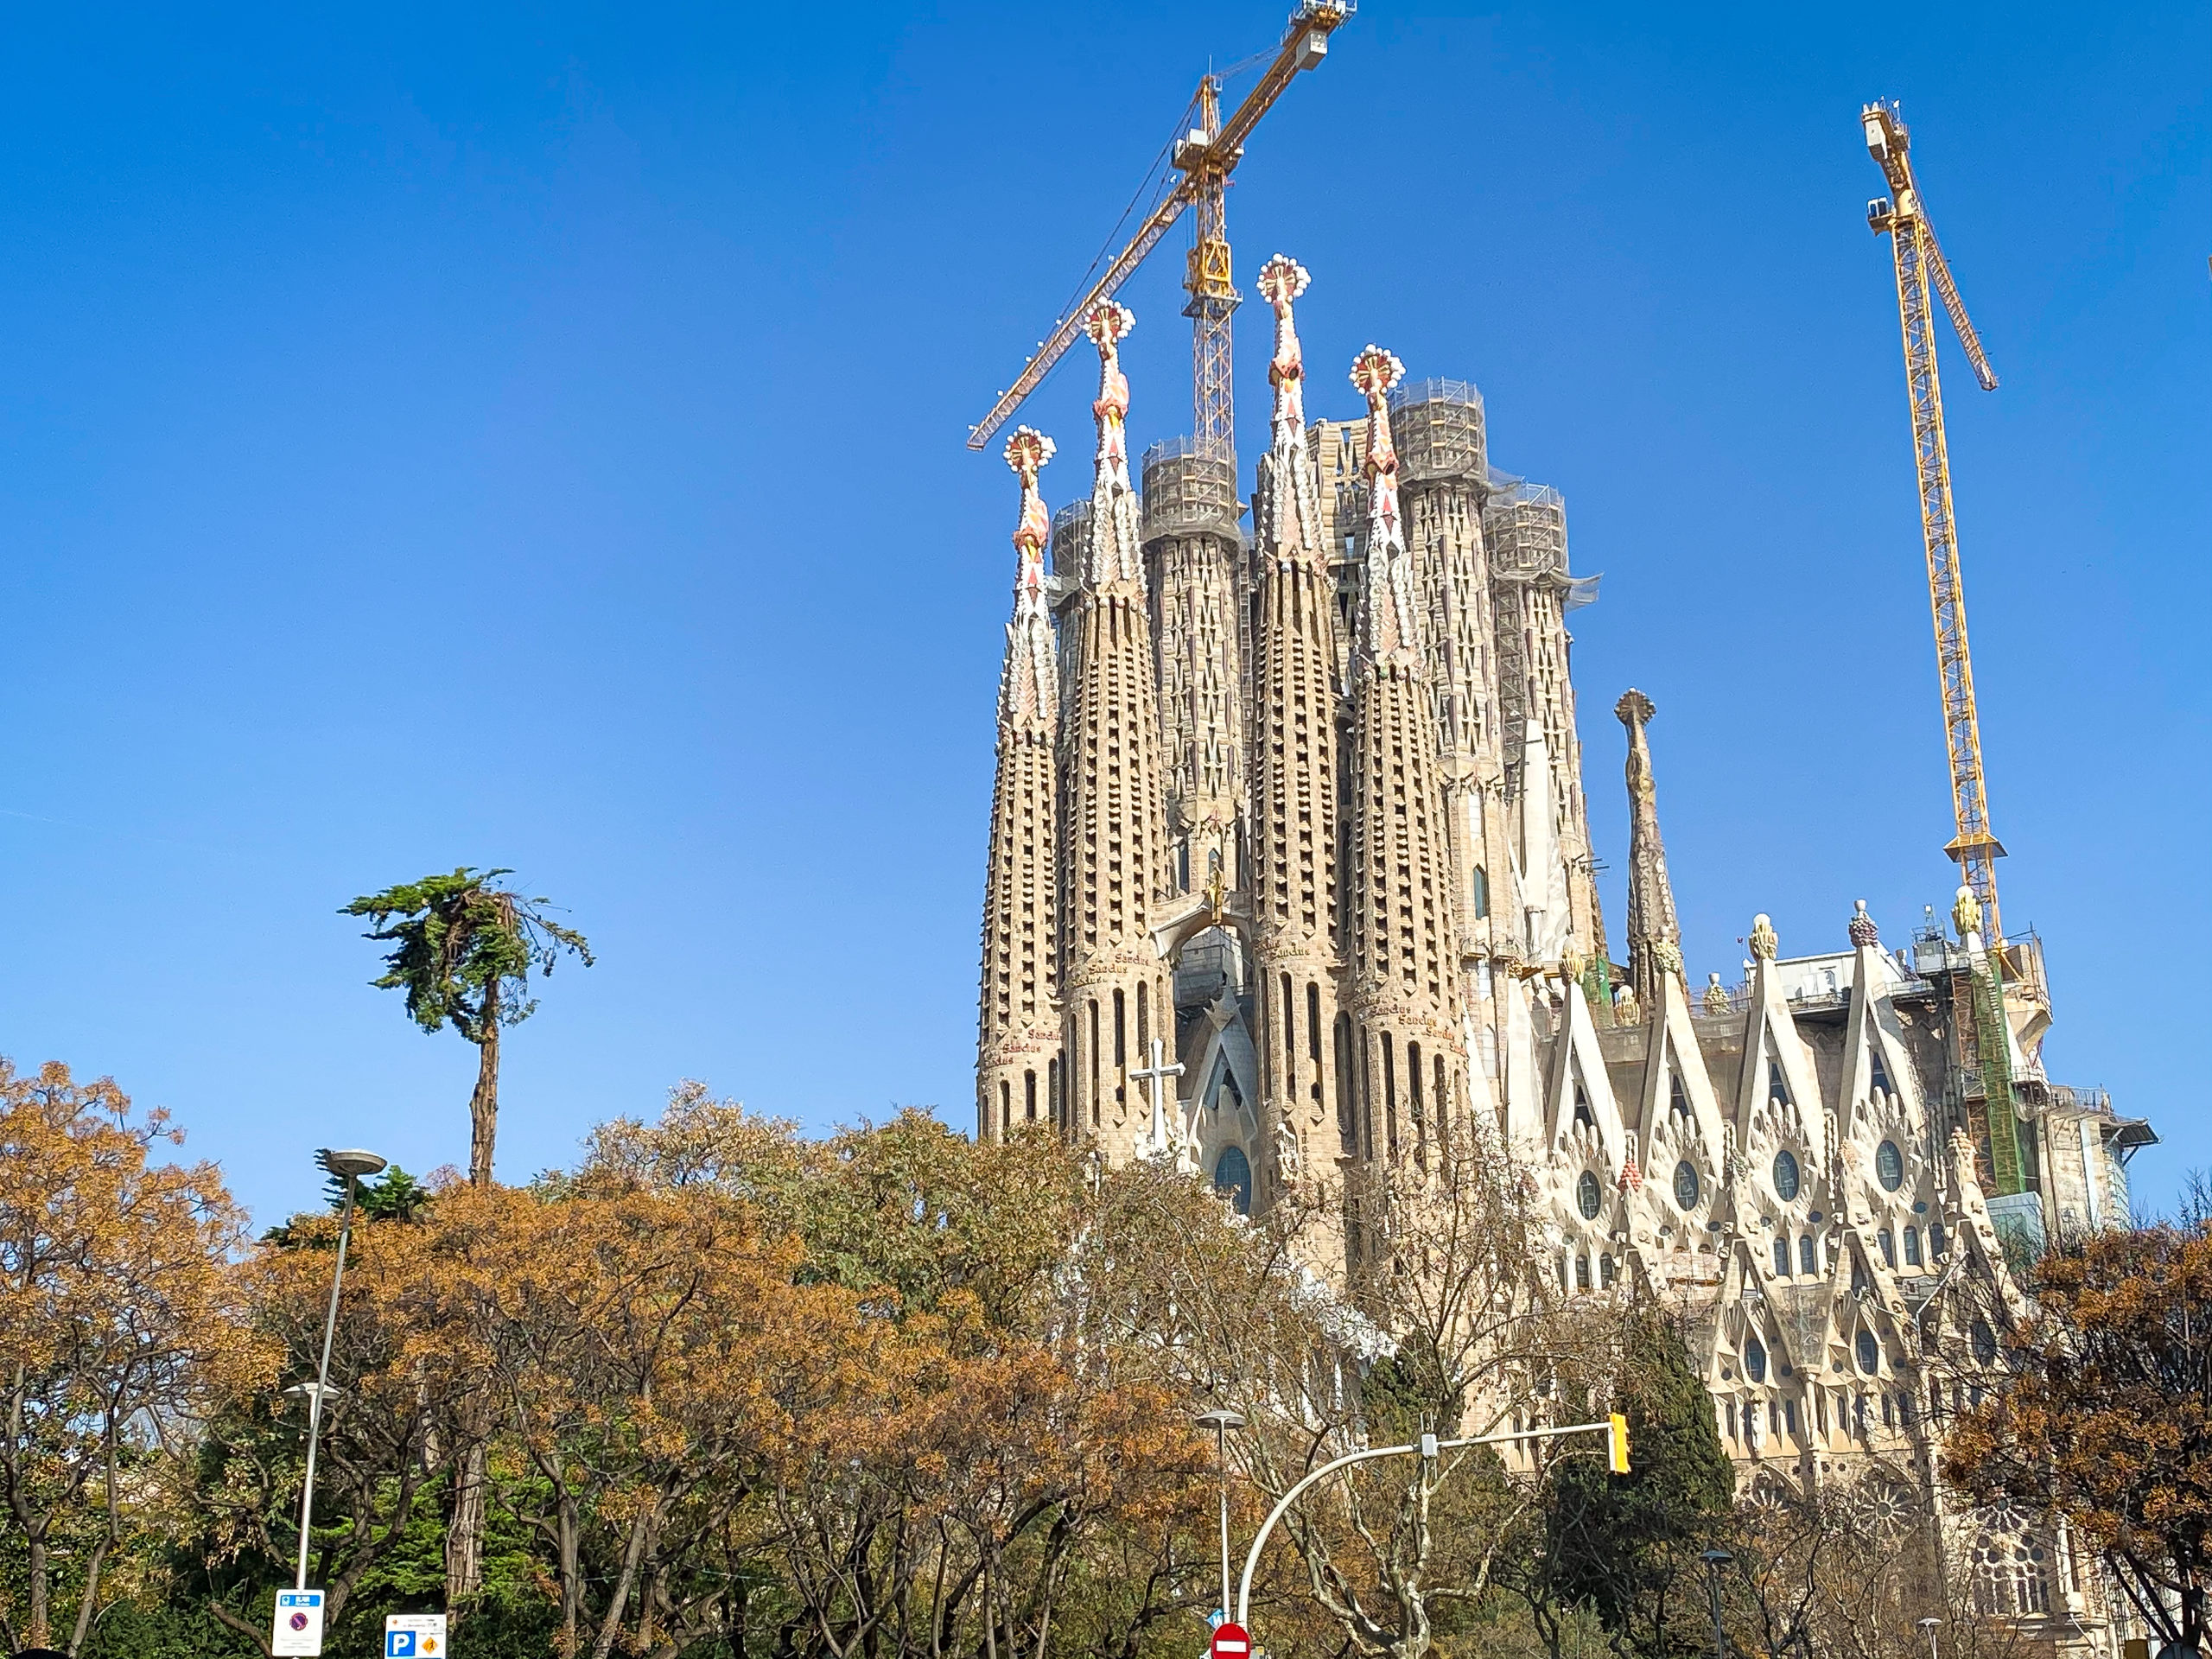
[1608,1413,1631,1474]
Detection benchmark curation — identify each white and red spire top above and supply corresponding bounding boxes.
[1084,300,1136,491]
[1257,254,1311,446]
[998,426,1058,732]
[1351,345,1420,664]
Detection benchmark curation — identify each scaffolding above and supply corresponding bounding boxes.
[1483,478,1569,578]
[1388,377,1487,485]
[1140,438,1241,540]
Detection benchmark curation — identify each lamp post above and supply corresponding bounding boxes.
[1194,1407,1245,1623]
[293,1147,385,1593]
[1918,1617,1941,1659]
[1699,1547,1732,1659]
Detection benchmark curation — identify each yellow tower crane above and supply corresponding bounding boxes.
[967,0,1352,456]
[1863,101,2008,943]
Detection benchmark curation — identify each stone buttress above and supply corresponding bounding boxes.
[977,429,1063,1140]
[1056,302,1175,1161]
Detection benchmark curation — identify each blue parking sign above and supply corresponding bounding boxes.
[385,1611,447,1655]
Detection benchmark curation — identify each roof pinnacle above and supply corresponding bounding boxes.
[1351,345,1417,664]
[1083,300,1136,491]
[1005,426,1055,558]
[1257,254,1311,442]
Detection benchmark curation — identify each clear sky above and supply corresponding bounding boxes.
[1,3,2203,1226]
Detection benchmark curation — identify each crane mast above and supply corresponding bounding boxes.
[1863,101,2007,943]
[966,1,1350,454]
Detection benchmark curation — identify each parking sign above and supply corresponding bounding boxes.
[386,1611,448,1656]
[271,1589,325,1656]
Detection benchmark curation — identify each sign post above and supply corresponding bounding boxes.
[270,1588,326,1656]
[386,1611,450,1656]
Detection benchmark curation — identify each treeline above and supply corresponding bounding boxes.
[0,1059,2075,1659]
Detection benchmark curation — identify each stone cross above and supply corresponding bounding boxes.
[1129,1037,1185,1161]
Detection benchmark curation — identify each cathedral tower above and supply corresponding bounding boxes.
[1246,256,1347,1173]
[1616,689,1682,1020]
[1058,302,1175,1160]
[977,429,1062,1140]
[1343,346,1469,1170]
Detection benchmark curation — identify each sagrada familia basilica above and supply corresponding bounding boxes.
[970,257,2154,1652]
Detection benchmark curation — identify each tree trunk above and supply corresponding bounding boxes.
[445,1434,490,1619]
[468,982,502,1186]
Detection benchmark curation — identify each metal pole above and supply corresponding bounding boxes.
[1216,1416,1233,1620]
[1700,1548,1732,1659]
[296,1174,358,1592]
[1919,1617,1941,1659]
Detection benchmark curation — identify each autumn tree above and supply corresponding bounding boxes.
[1942,1215,2212,1652]
[0,1059,266,1658]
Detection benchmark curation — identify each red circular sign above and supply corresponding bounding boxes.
[1211,1622,1251,1659]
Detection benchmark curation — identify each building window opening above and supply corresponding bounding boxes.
[1114,989,1127,1071]
[1025,1070,1037,1122]
[1212,1145,1253,1216]
[1471,863,1490,919]
[1573,1080,1594,1131]
[1773,1238,1790,1276]
[1575,1169,1602,1220]
[1574,1254,1591,1292]
[1799,1234,1816,1274]
[1768,1058,1790,1106]
[1904,1225,1921,1267]
[1878,1230,1896,1268]
[1669,1069,1691,1120]
[1745,1337,1768,1383]
[1599,1252,1617,1287]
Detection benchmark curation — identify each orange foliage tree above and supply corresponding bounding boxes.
[1942,1217,2212,1650]
[0,1059,267,1656]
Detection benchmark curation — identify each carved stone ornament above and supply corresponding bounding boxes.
[1847,898,1879,950]
[1652,938,1683,976]
[1704,973,1733,1017]
[1951,883,1982,943]
[1749,913,1778,961]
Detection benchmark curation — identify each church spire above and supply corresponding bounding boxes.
[1247,255,1346,1177]
[1343,345,1467,1173]
[1616,689,1681,1019]
[1058,302,1174,1160]
[977,428,1062,1141]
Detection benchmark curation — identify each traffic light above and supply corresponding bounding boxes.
[1608,1413,1631,1474]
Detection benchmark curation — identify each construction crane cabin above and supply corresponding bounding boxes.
[966,0,1351,456]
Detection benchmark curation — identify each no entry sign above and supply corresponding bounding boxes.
[1211,1621,1251,1659]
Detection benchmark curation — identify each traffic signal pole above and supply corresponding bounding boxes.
[1234,1415,1628,1627]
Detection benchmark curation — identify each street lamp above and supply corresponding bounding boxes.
[1918,1617,1941,1659]
[293,1147,385,1594]
[1194,1407,1246,1624]
[1699,1547,1732,1659]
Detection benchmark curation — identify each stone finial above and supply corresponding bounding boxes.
[1615,688,1656,730]
[1848,899,1879,950]
[1951,883,1982,944]
[1082,300,1136,482]
[1749,914,1778,961]
[1704,972,1733,1017]
[1259,255,1311,441]
[1652,939,1682,976]
[1004,427,1055,554]
[1350,345,1405,480]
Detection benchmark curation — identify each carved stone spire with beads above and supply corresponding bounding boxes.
[1058,302,1174,1160]
[1343,345,1468,1172]
[1616,689,1681,1020]
[1246,255,1348,1166]
[977,429,1063,1140]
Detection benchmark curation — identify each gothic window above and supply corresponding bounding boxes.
[1281,974,1296,1077]
[1745,1337,1768,1383]
[1876,1140,1904,1192]
[1408,1042,1426,1160]
[1573,1081,1594,1131]
[1114,990,1127,1071]
[1784,1398,1799,1434]
[1576,1170,1602,1220]
[1000,1081,1011,1138]
[1904,1225,1922,1267]
[1025,1071,1038,1123]
[1307,983,1323,1065]
[1768,1058,1791,1106]
[1673,1160,1700,1211]
[1856,1331,1879,1374]
[1136,982,1148,1059]
[1600,1253,1617,1287]
[1972,1319,1999,1365]
[1870,1045,1894,1098]
[1669,1068,1691,1120]
[1574,1254,1591,1291]
[1772,1149,1801,1202]
[1878,1230,1896,1268]
[1969,1507,2052,1618]
[1773,1238,1790,1276]
[1213,1145,1253,1216]
[1471,863,1490,919]
[1799,1234,1815,1274]
[1930,1221,1948,1258]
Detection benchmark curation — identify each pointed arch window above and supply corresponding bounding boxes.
[1870,1044,1895,1098]
[1856,1331,1880,1375]
[1799,1234,1816,1274]
[1573,1080,1595,1132]
[1930,1221,1948,1258]
[1669,1067,1692,1121]
[1768,1058,1791,1107]
[1599,1252,1617,1287]
[1574,1253,1592,1291]
[1745,1336,1768,1383]
[1212,1145,1253,1216]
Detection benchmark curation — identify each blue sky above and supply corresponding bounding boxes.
[1,3,2203,1226]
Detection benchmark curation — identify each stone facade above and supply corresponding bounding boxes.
[971,264,2155,1659]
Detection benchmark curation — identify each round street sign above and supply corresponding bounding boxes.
[1211,1621,1252,1659]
